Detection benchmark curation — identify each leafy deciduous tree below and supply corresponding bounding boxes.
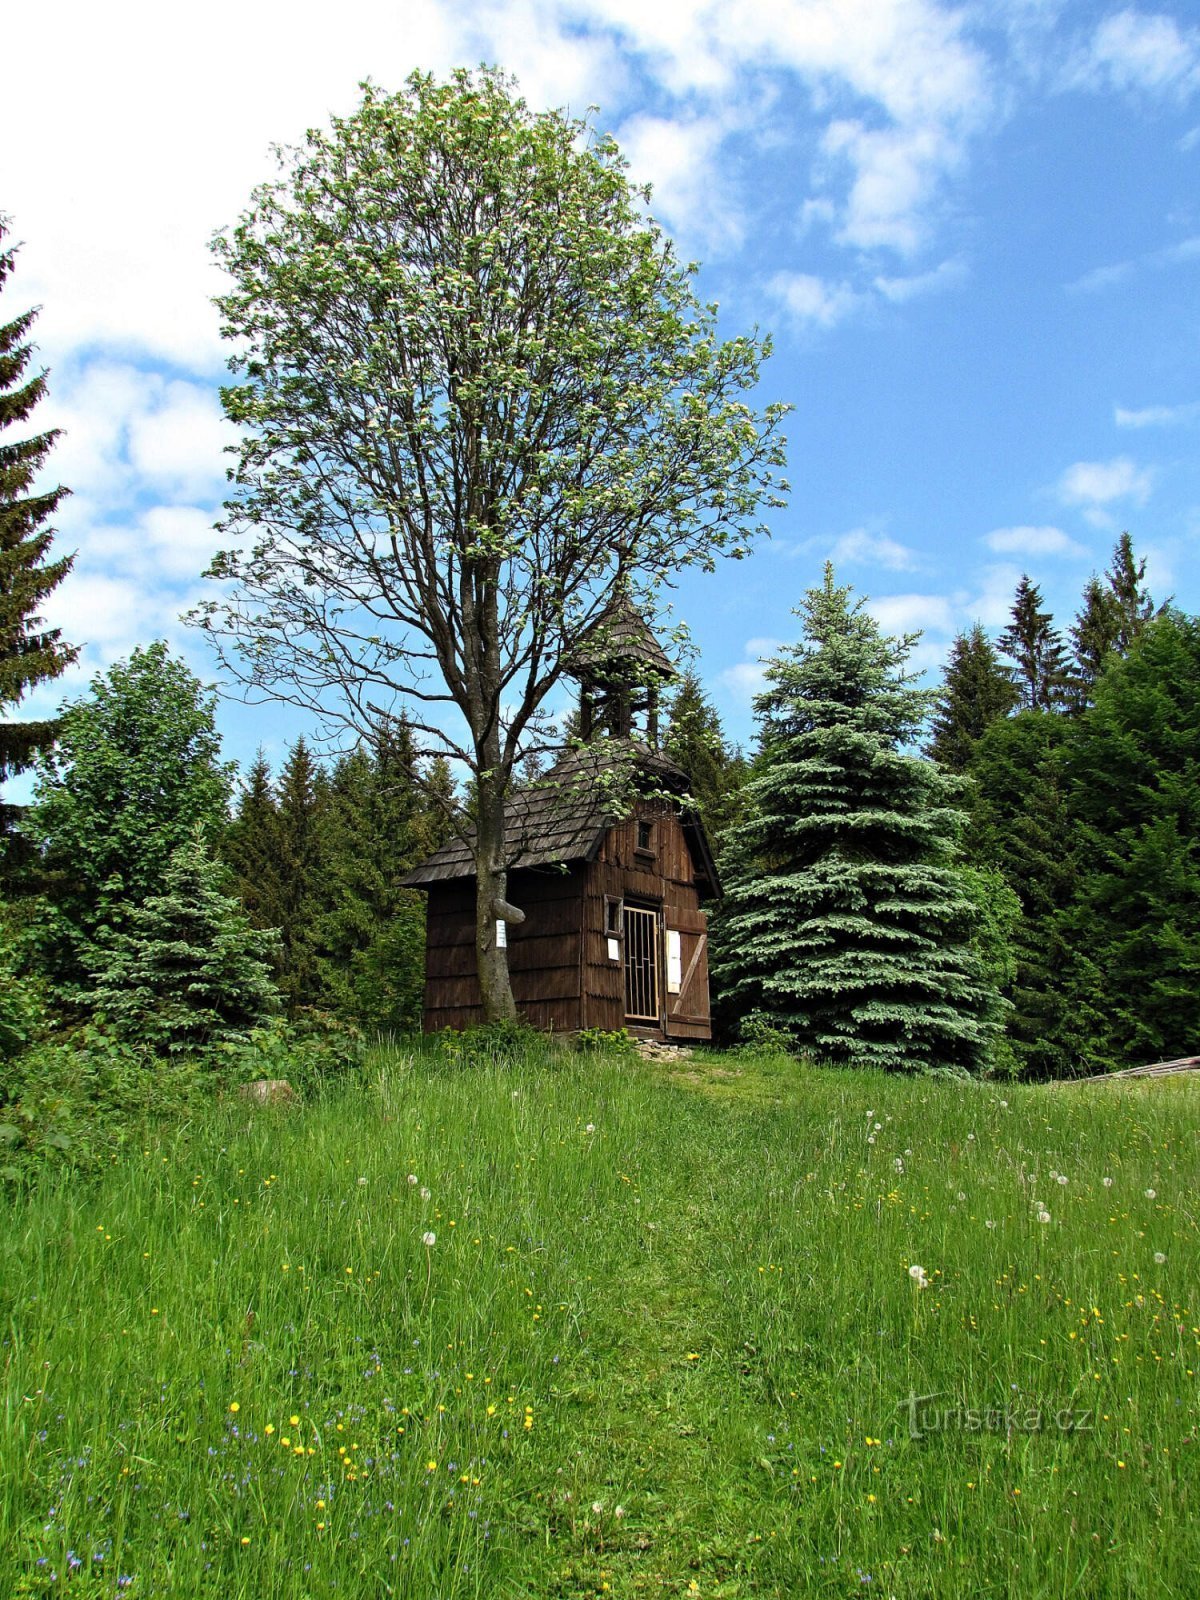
[23,642,233,985]
[195,69,789,1021]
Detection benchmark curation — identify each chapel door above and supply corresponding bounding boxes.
[662,905,711,1040]
[622,904,660,1025]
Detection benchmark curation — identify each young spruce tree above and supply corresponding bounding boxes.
[89,828,280,1054]
[712,566,995,1073]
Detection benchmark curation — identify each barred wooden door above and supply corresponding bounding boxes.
[623,905,659,1023]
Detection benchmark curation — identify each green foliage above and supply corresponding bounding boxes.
[0,901,42,1063]
[87,828,280,1054]
[221,747,282,929]
[663,667,748,849]
[270,736,327,1013]
[1059,612,1200,1072]
[955,864,1020,1077]
[219,725,450,1030]
[1068,532,1157,712]
[573,1026,637,1056]
[313,724,451,1032]
[0,1027,211,1183]
[213,1012,366,1100]
[1068,575,1122,711]
[734,1012,799,1056]
[927,623,1017,771]
[0,217,77,832]
[713,565,996,1073]
[433,1018,544,1068]
[23,642,234,987]
[966,711,1085,1077]
[998,575,1069,713]
[1107,530,1157,653]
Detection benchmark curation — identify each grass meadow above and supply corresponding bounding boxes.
[1,1042,1197,1598]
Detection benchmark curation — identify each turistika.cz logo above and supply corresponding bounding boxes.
[898,1391,1095,1441]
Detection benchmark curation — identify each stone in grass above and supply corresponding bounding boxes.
[238,1079,297,1107]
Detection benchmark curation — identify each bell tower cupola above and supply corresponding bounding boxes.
[567,591,676,747]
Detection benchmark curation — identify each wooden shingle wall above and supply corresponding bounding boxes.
[423,869,586,1033]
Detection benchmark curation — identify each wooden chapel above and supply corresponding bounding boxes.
[401,601,719,1041]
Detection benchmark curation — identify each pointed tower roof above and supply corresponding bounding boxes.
[566,593,676,684]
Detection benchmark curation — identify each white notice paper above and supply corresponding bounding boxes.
[666,929,682,993]
[495,919,507,948]
[607,936,620,962]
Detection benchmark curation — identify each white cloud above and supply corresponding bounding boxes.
[717,635,783,703]
[40,360,231,514]
[874,256,967,302]
[1066,9,1200,100]
[1115,400,1200,427]
[127,383,233,501]
[829,527,920,571]
[820,118,965,256]
[984,524,1087,559]
[41,573,168,666]
[964,563,1025,629]
[617,111,744,251]
[140,506,225,582]
[868,592,956,636]
[769,271,862,329]
[1066,259,1137,294]
[1057,456,1155,508]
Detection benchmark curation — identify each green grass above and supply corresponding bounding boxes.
[2,1043,1198,1598]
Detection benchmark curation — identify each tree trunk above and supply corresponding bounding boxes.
[474,765,518,1023]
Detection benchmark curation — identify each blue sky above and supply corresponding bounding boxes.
[2,0,1198,794]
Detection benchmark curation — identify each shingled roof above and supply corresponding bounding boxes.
[400,742,718,892]
[565,594,676,682]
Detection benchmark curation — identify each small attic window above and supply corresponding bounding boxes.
[636,820,654,852]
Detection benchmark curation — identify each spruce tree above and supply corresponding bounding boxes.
[316,721,448,1031]
[712,566,995,1073]
[664,668,747,848]
[272,737,328,1012]
[1060,611,1200,1071]
[998,576,1068,712]
[89,828,280,1053]
[967,712,1085,1077]
[1068,575,1121,712]
[1068,535,1156,712]
[1107,531,1155,653]
[0,219,77,833]
[927,624,1018,771]
[222,750,284,930]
